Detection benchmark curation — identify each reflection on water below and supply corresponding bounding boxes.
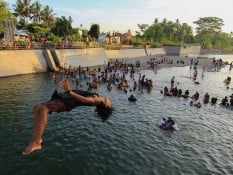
[0,56,233,175]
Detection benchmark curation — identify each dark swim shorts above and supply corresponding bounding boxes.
[42,99,67,113]
[42,90,99,114]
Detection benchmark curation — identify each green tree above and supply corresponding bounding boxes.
[144,24,164,42]
[31,1,42,23]
[27,23,50,36]
[163,20,175,40]
[193,17,224,35]
[153,18,159,25]
[13,0,32,24]
[137,18,195,47]
[178,23,194,44]
[48,33,61,43]
[71,28,81,41]
[51,16,72,37]
[16,18,27,29]
[200,37,212,49]
[41,5,55,27]
[212,32,232,50]
[0,0,14,32]
[136,24,149,37]
[68,16,73,25]
[193,17,233,50]
[88,23,100,40]
[82,29,88,35]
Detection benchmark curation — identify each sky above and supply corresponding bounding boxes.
[7,0,233,34]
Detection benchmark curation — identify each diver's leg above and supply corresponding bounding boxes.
[23,104,49,155]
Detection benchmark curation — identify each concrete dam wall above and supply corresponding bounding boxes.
[0,50,48,77]
[0,46,200,77]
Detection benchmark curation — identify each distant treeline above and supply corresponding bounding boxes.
[0,0,232,52]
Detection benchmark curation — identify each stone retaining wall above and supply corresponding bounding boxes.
[0,46,200,77]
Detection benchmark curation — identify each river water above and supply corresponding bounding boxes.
[0,54,232,175]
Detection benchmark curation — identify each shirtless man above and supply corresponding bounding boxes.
[23,78,112,155]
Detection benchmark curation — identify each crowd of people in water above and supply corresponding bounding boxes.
[52,58,154,97]
[160,58,232,109]
[51,56,232,131]
[22,55,232,155]
[162,81,233,108]
[52,56,232,110]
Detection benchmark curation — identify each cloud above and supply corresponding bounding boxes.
[146,0,162,9]
[54,7,103,18]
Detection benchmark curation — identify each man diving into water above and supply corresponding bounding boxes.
[23,78,112,155]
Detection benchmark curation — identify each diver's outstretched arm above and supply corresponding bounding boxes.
[60,78,111,108]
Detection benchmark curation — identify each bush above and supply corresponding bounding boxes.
[150,42,162,48]
[48,33,61,43]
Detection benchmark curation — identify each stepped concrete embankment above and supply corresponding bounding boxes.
[0,46,200,77]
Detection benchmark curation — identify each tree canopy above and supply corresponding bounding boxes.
[51,16,72,38]
[13,0,55,28]
[0,0,232,51]
[193,17,232,50]
[88,24,100,40]
[136,18,195,47]
[0,0,13,33]
[194,17,224,35]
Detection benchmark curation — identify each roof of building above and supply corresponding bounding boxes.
[14,30,29,36]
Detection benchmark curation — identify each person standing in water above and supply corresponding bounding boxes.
[171,76,175,88]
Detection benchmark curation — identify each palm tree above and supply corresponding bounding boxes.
[41,5,55,27]
[31,1,42,23]
[0,0,13,32]
[161,18,167,27]
[13,0,32,24]
[173,19,181,42]
[180,23,193,44]
[153,18,159,25]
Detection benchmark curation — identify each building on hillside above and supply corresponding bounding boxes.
[105,32,121,44]
[98,31,133,45]
[120,32,133,41]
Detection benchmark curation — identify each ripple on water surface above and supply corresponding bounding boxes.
[0,65,233,175]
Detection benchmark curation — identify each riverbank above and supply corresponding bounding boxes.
[0,46,218,78]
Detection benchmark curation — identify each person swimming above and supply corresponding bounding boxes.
[158,118,167,128]
[211,97,218,105]
[158,117,179,131]
[128,94,137,102]
[203,93,210,104]
[191,91,199,100]
[194,102,201,108]
[220,96,228,106]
